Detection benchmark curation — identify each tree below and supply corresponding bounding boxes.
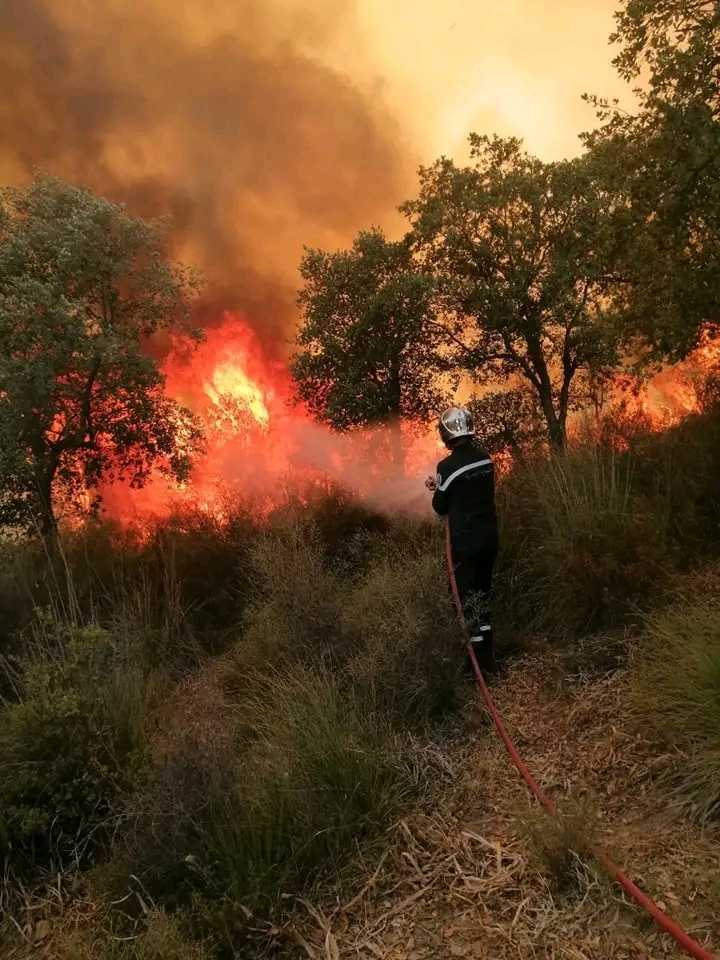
[403,136,620,450]
[583,0,720,358]
[467,387,546,459]
[292,228,449,463]
[0,174,203,547]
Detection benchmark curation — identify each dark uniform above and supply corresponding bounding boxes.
[432,437,498,673]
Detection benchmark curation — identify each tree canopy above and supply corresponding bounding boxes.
[402,136,621,449]
[583,0,720,358]
[0,174,203,544]
[292,228,449,444]
[293,2,720,456]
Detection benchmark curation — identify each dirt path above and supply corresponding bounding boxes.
[285,653,720,959]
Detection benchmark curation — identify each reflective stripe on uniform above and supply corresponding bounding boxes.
[437,458,492,492]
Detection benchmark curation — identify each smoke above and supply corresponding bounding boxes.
[0,0,411,347]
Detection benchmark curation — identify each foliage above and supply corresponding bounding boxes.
[236,513,460,722]
[630,573,720,822]
[0,623,148,871]
[293,228,449,457]
[495,405,720,640]
[128,665,420,927]
[495,444,668,637]
[583,0,720,358]
[342,537,460,723]
[403,136,622,449]
[0,174,203,543]
[467,386,546,457]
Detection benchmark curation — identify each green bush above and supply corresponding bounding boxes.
[237,517,462,720]
[630,578,720,822]
[125,665,421,920]
[240,520,346,667]
[0,623,148,870]
[632,409,720,560]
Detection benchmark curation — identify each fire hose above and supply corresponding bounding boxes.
[444,522,716,960]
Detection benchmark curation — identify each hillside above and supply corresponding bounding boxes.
[284,644,720,959]
[1,410,720,959]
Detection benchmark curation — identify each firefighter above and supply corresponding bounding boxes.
[426,406,498,675]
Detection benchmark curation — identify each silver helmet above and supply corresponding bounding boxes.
[438,406,475,446]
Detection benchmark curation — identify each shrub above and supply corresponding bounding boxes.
[630,578,720,822]
[1,908,209,960]
[343,538,461,723]
[496,445,668,638]
[236,516,464,719]
[125,665,421,924]
[0,623,148,871]
[632,409,720,560]
[516,797,597,894]
[239,520,346,671]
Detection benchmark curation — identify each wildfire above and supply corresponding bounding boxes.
[97,314,719,531]
[629,329,720,425]
[99,312,442,529]
[204,361,270,430]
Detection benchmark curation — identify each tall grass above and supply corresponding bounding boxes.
[630,574,720,822]
[199,668,418,905]
[496,446,667,636]
[496,408,720,640]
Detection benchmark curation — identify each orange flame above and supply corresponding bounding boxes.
[98,315,719,530]
[99,312,443,529]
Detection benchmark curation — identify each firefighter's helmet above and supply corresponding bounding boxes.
[438,406,474,446]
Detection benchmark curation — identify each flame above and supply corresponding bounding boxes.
[99,312,443,530]
[97,314,719,531]
[587,328,720,448]
[204,361,270,430]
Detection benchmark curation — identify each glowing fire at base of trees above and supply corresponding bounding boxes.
[98,313,448,528]
[96,314,719,532]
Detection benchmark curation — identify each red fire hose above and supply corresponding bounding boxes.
[445,523,716,960]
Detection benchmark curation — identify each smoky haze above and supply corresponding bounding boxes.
[0,0,410,349]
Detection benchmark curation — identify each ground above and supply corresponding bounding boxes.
[281,650,720,960]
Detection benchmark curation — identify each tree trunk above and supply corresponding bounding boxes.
[547,414,566,452]
[35,467,59,557]
[535,380,566,451]
[524,331,567,452]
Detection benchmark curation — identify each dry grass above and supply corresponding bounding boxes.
[3,649,719,959]
[629,575,720,823]
[1,876,210,960]
[272,653,720,959]
[515,797,598,896]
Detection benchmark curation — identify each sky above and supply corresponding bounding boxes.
[327,0,631,163]
[0,0,634,347]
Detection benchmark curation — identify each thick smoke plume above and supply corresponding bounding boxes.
[0,0,429,524]
[0,0,410,346]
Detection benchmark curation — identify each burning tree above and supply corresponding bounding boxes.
[403,136,621,451]
[292,228,450,464]
[0,174,203,548]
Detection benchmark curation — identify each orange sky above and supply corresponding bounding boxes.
[305,0,632,164]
